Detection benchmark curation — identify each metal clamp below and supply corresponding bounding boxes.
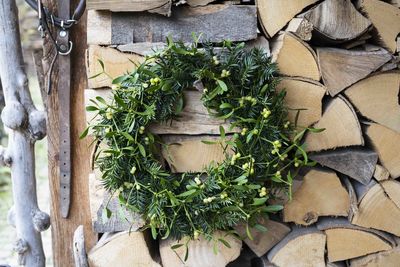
[58,41,73,56]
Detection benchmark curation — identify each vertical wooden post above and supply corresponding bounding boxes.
[40,0,97,265]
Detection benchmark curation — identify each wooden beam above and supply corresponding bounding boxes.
[87,5,257,45]
[87,0,172,16]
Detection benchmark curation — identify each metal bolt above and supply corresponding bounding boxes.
[59,30,67,38]
[59,44,67,51]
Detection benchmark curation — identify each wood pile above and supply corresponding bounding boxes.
[83,0,400,266]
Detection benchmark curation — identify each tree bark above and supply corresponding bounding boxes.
[0,1,50,266]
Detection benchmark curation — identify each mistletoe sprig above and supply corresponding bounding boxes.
[83,38,317,242]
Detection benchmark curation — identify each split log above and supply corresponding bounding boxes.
[235,218,291,257]
[117,42,166,56]
[276,78,326,128]
[283,169,350,225]
[304,96,364,152]
[350,247,400,267]
[271,32,320,80]
[161,135,233,173]
[88,171,144,233]
[88,231,161,267]
[352,182,400,236]
[353,179,377,204]
[284,17,313,41]
[359,0,400,53]
[373,164,390,181]
[380,180,400,210]
[317,218,393,262]
[317,47,391,96]
[160,231,242,267]
[87,0,172,16]
[245,36,270,56]
[87,5,257,45]
[344,72,400,133]
[73,225,88,267]
[267,226,326,267]
[365,123,400,178]
[256,0,319,38]
[86,45,144,89]
[309,148,378,184]
[84,89,236,135]
[301,0,371,43]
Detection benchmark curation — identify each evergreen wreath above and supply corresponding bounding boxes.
[83,37,318,244]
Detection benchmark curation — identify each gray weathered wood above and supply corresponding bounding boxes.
[342,176,358,221]
[0,1,49,266]
[353,179,378,203]
[310,147,378,184]
[73,225,89,267]
[87,5,257,45]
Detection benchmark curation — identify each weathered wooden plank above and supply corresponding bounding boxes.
[309,147,378,184]
[87,0,172,16]
[87,5,257,45]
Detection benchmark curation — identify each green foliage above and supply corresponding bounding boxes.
[85,39,315,241]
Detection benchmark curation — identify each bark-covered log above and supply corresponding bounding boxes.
[87,5,257,45]
[0,1,49,266]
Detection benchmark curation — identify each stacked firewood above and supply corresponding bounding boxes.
[84,0,400,266]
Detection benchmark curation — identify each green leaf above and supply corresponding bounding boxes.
[175,95,184,114]
[137,143,146,157]
[219,102,233,109]
[98,59,105,71]
[171,244,184,250]
[112,75,129,84]
[121,132,134,142]
[263,205,283,212]
[216,79,228,92]
[246,132,253,143]
[201,140,218,145]
[251,197,268,206]
[114,95,127,108]
[79,127,89,139]
[246,224,253,241]
[86,105,99,112]
[151,223,158,239]
[184,245,189,261]
[218,238,231,248]
[254,223,268,232]
[308,127,325,133]
[177,189,196,198]
[219,125,225,139]
[217,110,234,120]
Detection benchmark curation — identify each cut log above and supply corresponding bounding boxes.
[304,96,364,152]
[161,135,233,173]
[257,0,319,38]
[117,42,166,56]
[283,169,350,225]
[235,218,291,257]
[284,17,313,41]
[267,226,326,267]
[359,0,400,53]
[85,89,236,135]
[87,5,257,45]
[365,123,400,178]
[87,0,172,16]
[317,218,393,262]
[317,47,392,96]
[245,36,270,56]
[160,231,242,267]
[309,148,378,185]
[353,179,377,204]
[350,247,400,267]
[344,72,400,133]
[88,231,161,267]
[352,182,400,236]
[373,165,390,181]
[276,78,326,128]
[271,32,320,80]
[86,45,144,89]
[301,0,371,43]
[380,180,400,210]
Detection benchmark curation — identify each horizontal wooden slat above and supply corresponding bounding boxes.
[87,5,257,45]
[87,0,172,16]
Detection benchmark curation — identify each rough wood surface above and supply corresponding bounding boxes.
[301,0,371,43]
[267,226,326,267]
[353,179,377,204]
[350,247,400,267]
[235,218,291,257]
[284,17,313,41]
[87,5,257,45]
[276,78,326,128]
[380,180,400,210]
[87,0,172,16]
[365,123,400,178]
[309,148,378,184]
[257,0,319,37]
[271,32,320,80]
[88,231,161,267]
[343,176,358,221]
[304,96,364,152]
[161,135,232,173]
[117,42,166,56]
[352,183,400,236]
[86,45,144,88]
[345,72,400,133]
[373,164,390,181]
[359,0,400,53]
[317,47,391,96]
[160,231,242,267]
[42,1,98,264]
[73,225,88,267]
[84,89,236,135]
[245,36,271,56]
[283,169,350,225]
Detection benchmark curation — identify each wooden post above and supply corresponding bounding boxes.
[40,0,97,265]
[0,1,50,266]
